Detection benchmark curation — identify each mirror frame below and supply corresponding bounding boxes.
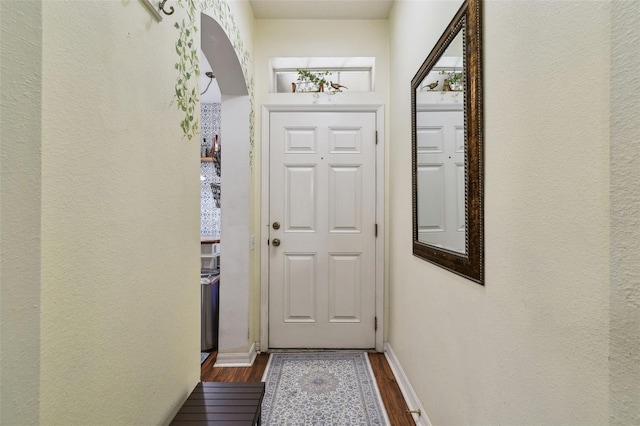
[411,0,484,285]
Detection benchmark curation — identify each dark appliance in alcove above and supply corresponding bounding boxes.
[201,269,219,352]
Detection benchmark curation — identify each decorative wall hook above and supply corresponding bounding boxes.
[159,0,174,16]
[140,0,162,22]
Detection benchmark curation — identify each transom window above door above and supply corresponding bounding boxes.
[269,57,375,93]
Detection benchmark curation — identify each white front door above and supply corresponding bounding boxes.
[416,107,465,252]
[268,111,377,349]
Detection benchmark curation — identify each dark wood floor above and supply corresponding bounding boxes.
[201,351,415,425]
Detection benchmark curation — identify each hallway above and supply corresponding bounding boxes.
[201,352,415,425]
[1,0,637,424]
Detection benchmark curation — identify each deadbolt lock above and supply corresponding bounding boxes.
[272,222,280,230]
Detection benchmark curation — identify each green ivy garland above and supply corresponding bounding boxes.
[173,0,202,140]
[172,0,255,168]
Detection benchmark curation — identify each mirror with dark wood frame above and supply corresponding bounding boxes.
[411,0,484,284]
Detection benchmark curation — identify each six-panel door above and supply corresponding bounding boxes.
[269,111,377,348]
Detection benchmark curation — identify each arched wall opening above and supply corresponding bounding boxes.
[200,13,253,364]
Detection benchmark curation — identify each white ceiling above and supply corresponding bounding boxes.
[249,0,395,19]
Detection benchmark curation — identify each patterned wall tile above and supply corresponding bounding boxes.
[201,103,222,236]
[201,103,221,154]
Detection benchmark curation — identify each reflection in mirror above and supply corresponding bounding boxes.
[415,30,466,253]
[411,0,483,284]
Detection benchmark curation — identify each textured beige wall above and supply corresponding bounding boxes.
[3,0,257,421]
[389,1,610,423]
[610,1,640,423]
[0,1,43,423]
[38,1,201,424]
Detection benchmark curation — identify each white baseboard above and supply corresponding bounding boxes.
[213,342,257,367]
[384,342,432,426]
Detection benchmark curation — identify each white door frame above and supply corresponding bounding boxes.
[261,104,385,352]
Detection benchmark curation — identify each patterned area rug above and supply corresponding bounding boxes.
[200,353,209,364]
[261,352,390,425]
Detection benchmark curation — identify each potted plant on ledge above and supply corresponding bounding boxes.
[440,70,464,91]
[292,69,348,94]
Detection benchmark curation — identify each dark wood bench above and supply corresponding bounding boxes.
[171,382,265,425]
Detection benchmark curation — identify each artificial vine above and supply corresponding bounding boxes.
[295,69,348,95]
[172,0,255,167]
[173,0,203,140]
[439,70,464,92]
[296,69,331,91]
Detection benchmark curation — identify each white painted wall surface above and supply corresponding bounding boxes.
[37,2,200,423]
[200,50,222,104]
[389,1,610,423]
[219,95,251,353]
[220,0,260,349]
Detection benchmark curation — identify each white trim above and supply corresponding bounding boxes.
[262,104,383,113]
[260,353,274,382]
[384,342,432,426]
[260,104,385,352]
[374,106,385,352]
[213,342,257,368]
[417,102,463,112]
[260,106,271,353]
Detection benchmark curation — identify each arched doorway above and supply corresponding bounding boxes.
[200,13,253,365]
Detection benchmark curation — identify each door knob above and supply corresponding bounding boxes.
[272,222,280,230]
[272,238,281,247]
